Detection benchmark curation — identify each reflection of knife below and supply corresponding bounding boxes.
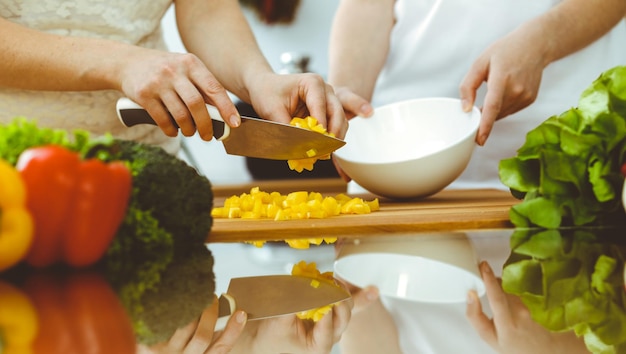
[115,97,345,160]
[214,274,350,331]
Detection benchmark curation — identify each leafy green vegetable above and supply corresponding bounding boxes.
[499,65,626,228]
[502,228,626,354]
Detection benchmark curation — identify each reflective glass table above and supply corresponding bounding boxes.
[1,179,624,354]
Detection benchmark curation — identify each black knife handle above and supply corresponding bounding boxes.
[116,97,227,140]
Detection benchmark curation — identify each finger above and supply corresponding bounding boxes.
[479,261,513,329]
[476,78,505,146]
[301,74,329,129]
[168,84,203,138]
[142,98,179,137]
[325,86,349,140]
[332,156,351,183]
[465,289,497,347]
[459,60,487,113]
[167,317,201,351]
[335,87,373,119]
[331,301,353,342]
[311,308,335,350]
[206,310,247,354]
[183,301,219,354]
[351,285,380,315]
[191,69,241,132]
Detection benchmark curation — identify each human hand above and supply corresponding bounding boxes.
[229,298,353,354]
[119,49,241,141]
[138,295,247,354]
[459,25,549,146]
[466,261,589,354]
[246,72,349,140]
[333,86,374,120]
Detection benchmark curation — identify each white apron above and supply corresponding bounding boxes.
[372,0,626,191]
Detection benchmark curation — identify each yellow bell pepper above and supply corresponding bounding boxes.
[0,159,34,271]
[287,117,334,173]
[0,281,38,354]
[291,261,337,322]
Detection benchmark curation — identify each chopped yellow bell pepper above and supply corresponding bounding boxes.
[291,261,337,322]
[287,117,334,173]
[213,187,378,249]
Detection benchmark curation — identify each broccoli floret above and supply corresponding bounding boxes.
[113,139,214,254]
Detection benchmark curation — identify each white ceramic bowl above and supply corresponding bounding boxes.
[334,97,481,199]
[334,233,485,303]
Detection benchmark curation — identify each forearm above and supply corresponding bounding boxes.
[524,0,626,66]
[328,0,394,101]
[175,0,273,103]
[0,17,136,91]
[339,299,402,354]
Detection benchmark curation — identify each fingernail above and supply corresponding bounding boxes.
[461,99,471,112]
[481,262,492,275]
[229,114,240,127]
[477,134,487,146]
[361,103,373,116]
[466,291,475,304]
[236,311,247,324]
[365,287,378,301]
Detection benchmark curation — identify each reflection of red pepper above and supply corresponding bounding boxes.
[23,271,136,354]
[16,145,132,268]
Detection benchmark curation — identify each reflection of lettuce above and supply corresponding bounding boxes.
[499,65,626,228]
[502,228,626,354]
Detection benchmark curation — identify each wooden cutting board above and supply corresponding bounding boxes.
[207,178,519,243]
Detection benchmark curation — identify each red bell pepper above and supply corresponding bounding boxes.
[16,145,132,268]
[22,271,136,354]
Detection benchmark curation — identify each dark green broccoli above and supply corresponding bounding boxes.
[112,139,213,255]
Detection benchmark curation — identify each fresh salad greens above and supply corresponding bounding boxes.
[502,228,626,354]
[499,65,626,228]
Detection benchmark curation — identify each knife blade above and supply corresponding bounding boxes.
[214,274,351,331]
[115,97,346,160]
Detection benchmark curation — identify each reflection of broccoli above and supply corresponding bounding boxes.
[136,245,216,346]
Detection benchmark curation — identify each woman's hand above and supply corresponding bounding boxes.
[119,49,241,141]
[229,299,353,354]
[466,261,589,354]
[246,72,350,140]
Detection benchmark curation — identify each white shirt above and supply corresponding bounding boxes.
[372,0,626,190]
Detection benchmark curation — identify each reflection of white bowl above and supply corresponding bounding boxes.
[333,233,485,303]
[333,97,480,199]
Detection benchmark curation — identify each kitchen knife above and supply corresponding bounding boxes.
[214,274,351,331]
[116,97,346,160]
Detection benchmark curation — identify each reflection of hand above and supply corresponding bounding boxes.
[466,261,589,354]
[139,295,247,354]
[229,299,353,354]
[247,72,349,140]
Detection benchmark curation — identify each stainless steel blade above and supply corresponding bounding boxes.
[223,274,350,320]
[116,97,345,160]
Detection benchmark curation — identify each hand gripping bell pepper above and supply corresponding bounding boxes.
[0,159,34,272]
[16,145,132,268]
[23,271,136,354]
